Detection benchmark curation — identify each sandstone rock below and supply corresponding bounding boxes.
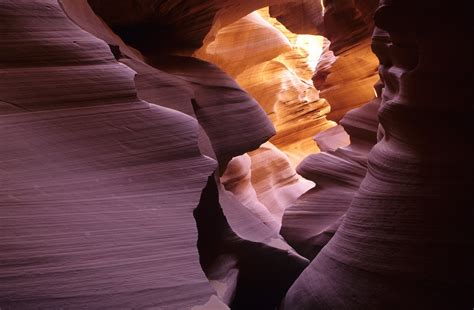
[0,1,217,308]
[281,97,380,260]
[283,1,473,308]
[270,0,380,121]
[1,1,310,308]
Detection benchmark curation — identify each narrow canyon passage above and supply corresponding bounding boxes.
[75,3,380,235]
[1,0,472,309]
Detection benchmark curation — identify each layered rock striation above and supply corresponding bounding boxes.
[2,0,471,309]
[271,0,380,121]
[283,0,473,308]
[1,0,314,309]
[0,1,217,308]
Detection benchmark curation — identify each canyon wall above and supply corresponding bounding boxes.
[271,0,380,121]
[283,0,473,308]
[1,0,471,309]
[1,1,310,309]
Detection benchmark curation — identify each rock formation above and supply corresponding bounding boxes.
[196,8,334,163]
[283,0,473,308]
[0,1,217,308]
[1,0,472,309]
[1,1,308,309]
[281,96,380,260]
[271,0,380,121]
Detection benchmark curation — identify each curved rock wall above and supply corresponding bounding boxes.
[281,97,380,260]
[196,8,334,163]
[2,0,471,309]
[1,1,309,309]
[283,0,473,308]
[0,1,218,308]
[194,7,330,230]
[271,0,380,121]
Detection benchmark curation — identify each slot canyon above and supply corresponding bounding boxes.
[0,0,472,309]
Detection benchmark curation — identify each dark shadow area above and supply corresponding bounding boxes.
[194,175,308,309]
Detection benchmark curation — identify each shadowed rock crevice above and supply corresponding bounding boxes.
[194,175,308,309]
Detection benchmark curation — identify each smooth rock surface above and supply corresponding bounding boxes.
[0,1,218,308]
[283,1,473,308]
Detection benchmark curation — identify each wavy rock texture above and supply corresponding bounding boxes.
[283,0,473,308]
[271,0,380,121]
[0,1,218,308]
[113,37,309,310]
[1,1,310,309]
[313,0,379,121]
[281,98,380,260]
[317,36,379,121]
[270,0,378,53]
[125,56,309,309]
[194,7,337,231]
[221,142,314,231]
[86,0,288,55]
[196,8,335,163]
[3,0,471,309]
[62,0,276,166]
